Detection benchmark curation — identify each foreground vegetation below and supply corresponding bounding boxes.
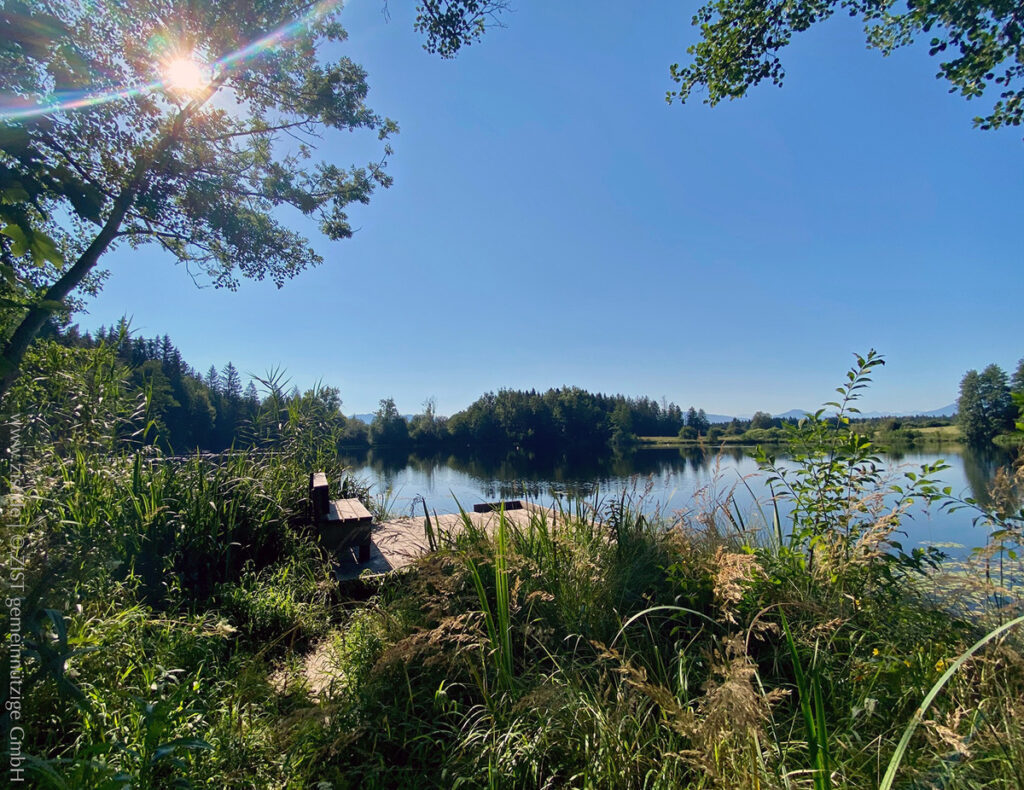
[3,349,1023,788]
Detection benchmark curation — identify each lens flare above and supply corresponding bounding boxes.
[164,56,209,95]
[0,0,341,122]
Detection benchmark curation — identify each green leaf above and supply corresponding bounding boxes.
[151,737,214,762]
[1,183,31,203]
[1,221,64,266]
[1,222,31,257]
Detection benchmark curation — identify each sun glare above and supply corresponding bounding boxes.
[164,56,208,95]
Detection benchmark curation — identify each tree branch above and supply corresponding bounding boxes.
[1,77,226,398]
[199,118,317,142]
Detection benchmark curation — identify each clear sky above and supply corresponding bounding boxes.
[80,1,1024,418]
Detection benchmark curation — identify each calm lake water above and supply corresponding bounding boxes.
[339,443,1019,559]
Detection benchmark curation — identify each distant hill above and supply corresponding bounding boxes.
[767,404,960,420]
[706,413,734,424]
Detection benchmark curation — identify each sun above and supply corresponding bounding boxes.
[164,56,209,95]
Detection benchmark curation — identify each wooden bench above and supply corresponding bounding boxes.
[309,472,373,563]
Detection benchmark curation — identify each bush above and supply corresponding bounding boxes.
[741,426,784,442]
[218,559,335,648]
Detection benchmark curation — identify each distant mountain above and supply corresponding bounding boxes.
[694,410,813,422]
[695,410,814,422]
[854,403,958,419]
[773,409,812,420]
[918,403,958,417]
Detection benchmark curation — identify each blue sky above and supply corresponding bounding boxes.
[80,1,1023,417]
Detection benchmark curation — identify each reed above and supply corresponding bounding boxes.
[4,345,1023,787]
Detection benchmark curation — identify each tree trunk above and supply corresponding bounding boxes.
[0,190,135,399]
[0,87,219,401]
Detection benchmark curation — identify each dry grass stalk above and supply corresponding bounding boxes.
[595,635,788,785]
[712,546,763,624]
[923,709,972,760]
[378,611,487,672]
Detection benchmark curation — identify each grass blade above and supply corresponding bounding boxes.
[879,612,1024,790]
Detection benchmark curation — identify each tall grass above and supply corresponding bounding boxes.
[4,344,1023,788]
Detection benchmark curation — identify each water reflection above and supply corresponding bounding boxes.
[339,444,765,511]
[960,445,1016,507]
[342,445,1018,503]
[338,443,1019,555]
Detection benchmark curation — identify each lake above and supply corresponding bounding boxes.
[338,443,1019,559]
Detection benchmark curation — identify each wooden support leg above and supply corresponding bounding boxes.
[359,540,371,563]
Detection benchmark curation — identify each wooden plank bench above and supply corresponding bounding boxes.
[309,472,373,563]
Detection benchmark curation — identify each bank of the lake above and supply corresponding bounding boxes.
[337,443,1016,559]
[9,346,1024,788]
[10,430,1023,788]
[637,423,966,448]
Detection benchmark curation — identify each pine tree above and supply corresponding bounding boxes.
[221,362,243,402]
[1012,358,1024,395]
[244,381,259,408]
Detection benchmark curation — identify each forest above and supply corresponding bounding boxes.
[19,324,1024,461]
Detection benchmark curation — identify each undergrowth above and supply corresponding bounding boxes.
[2,345,1023,788]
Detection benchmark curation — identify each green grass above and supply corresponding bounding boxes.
[5,344,1024,789]
[994,431,1024,447]
[912,424,962,441]
[637,434,697,445]
[636,434,759,446]
[9,453,1022,789]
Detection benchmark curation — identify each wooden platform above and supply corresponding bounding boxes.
[334,501,553,581]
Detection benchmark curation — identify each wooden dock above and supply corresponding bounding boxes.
[334,501,552,581]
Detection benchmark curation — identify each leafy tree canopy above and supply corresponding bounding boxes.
[408,0,510,58]
[668,0,1024,133]
[369,396,409,446]
[957,363,1015,445]
[0,0,507,397]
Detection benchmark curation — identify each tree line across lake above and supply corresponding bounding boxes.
[35,324,708,453]
[29,324,1021,455]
